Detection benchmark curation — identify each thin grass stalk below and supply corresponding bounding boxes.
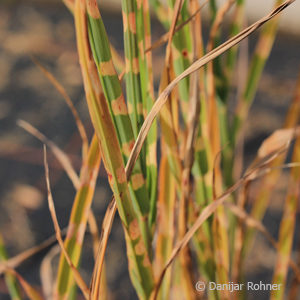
[122,0,144,139]
[137,0,158,228]
[211,173,230,300]
[55,135,101,297]
[224,0,246,100]
[157,0,183,183]
[158,60,190,300]
[0,235,22,300]
[154,155,176,300]
[270,136,300,300]
[154,3,190,292]
[231,181,250,294]
[206,5,231,296]
[206,0,235,188]
[151,0,192,121]
[206,0,231,101]
[232,0,285,145]
[288,233,300,300]
[177,14,201,299]
[190,1,217,286]
[225,0,285,189]
[90,199,116,300]
[72,1,154,298]
[87,209,100,259]
[167,0,192,122]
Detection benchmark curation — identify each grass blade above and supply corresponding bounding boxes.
[0,235,22,300]
[55,134,101,297]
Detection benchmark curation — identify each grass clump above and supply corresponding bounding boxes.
[1,0,300,299]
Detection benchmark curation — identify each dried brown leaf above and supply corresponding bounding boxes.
[258,127,300,159]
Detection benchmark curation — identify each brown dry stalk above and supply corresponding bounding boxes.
[31,57,89,159]
[89,198,117,299]
[43,146,89,299]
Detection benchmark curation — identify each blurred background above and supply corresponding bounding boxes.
[0,0,299,299]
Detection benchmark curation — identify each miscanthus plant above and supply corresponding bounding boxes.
[1,0,300,299]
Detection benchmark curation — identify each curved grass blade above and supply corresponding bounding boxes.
[55,134,101,297]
